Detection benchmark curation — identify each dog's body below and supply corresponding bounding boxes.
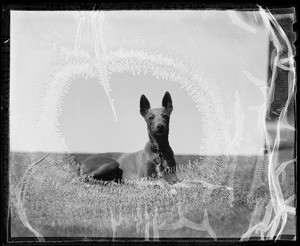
[81,92,177,182]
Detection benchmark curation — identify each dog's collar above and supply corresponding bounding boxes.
[150,143,176,174]
[150,143,163,165]
[150,143,162,154]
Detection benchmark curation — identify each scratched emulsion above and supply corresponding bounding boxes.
[10,8,295,241]
[241,7,296,241]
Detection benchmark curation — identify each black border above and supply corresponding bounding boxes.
[1,2,298,246]
[2,2,297,11]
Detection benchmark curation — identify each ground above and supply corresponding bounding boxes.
[9,149,295,241]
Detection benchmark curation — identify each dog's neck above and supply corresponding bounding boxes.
[148,132,170,154]
[148,131,177,171]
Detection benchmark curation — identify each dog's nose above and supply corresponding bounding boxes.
[157,124,164,131]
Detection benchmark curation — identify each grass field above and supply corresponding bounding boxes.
[9,150,295,241]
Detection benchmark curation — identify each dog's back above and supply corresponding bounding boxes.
[100,146,158,180]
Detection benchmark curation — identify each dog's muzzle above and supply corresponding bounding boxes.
[153,124,167,135]
[156,124,165,132]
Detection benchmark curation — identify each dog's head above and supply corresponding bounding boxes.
[140,91,173,136]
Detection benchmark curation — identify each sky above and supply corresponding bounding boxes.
[59,73,204,154]
[10,10,270,155]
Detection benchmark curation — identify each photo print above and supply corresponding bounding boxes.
[7,5,296,242]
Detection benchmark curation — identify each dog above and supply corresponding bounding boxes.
[80,91,178,183]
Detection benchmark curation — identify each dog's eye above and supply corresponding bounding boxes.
[162,114,169,119]
[148,115,154,120]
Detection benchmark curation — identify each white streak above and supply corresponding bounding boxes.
[227,11,257,33]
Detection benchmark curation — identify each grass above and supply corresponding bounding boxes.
[9,151,295,240]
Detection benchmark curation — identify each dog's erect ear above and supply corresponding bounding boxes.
[162,91,173,114]
[140,94,151,117]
